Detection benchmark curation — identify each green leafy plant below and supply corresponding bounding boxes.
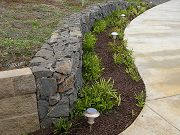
[123,49,134,67]
[83,32,97,52]
[134,90,145,108]
[123,49,141,81]
[113,53,123,64]
[83,52,103,81]
[126,4,139,20]
[73,78,121,117]
[125,66,141,81]
[54,117,72,135]
[108,41,140,81]
[93,20,107,34]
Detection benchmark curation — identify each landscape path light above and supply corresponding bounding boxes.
[121,14,126,17]
[84,108,100,132]
[111,32,118,44]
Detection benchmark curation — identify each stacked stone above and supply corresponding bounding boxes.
[30,0,128,128]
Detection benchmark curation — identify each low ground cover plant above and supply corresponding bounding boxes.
[134,90,145,108]
[54,117,72,135]
[73,78,121,117]
[83,52,103,81]
[83,32,97,52]
[93,20,107,34]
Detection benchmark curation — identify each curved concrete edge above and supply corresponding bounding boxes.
[120,0,180,134]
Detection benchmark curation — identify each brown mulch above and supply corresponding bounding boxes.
[30,28,145,135]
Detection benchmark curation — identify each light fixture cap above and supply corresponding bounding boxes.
[111,32,118,36]
[84,108,100,118]
[121,14,126,17]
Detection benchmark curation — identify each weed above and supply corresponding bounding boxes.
[108,41,140,81]
[93,20,107,34]
[131,109,135,117]
[83,52,103,81]
[54,118,72,135]
[83,32,97,52]
[73,78,121,117]
[125,66,141,81]
[113,53,123,64]
[134,91,145,108]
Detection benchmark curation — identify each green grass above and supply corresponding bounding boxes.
[0,0,107,68]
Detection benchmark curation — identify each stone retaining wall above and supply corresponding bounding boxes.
[29,0,128,128]
[0,68,39,135]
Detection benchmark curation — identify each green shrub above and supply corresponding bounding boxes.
[93,20,107,34]
[54,118,72,135]
[134,90,145,108]
[73,78,121,117]
[83,52,103,81]
[126,66,141,81]
[83,32,97,52]
[123,49,134,67]
[108,42,123,54]
[113,53,123,64]
[108,41,140,81]
[127,5,139,20]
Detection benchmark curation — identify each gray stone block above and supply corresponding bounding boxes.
[38,100,49,120]
[35,49,54,60]
[69,92,77,108]
[73,51,80,69]
[53,43,65,53]
[38,78,57,99]
[47,32,60,45]
[32,66,53,78]
[40,116,56,129]
[55,59,73,75]
[48,97,69,117]
[49,93,61,106]
[30,57,47,66]
[41,43,53,51]
[57,74,75,93]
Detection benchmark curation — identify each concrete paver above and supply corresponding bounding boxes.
[120,106,180,135]
[121,0,180,134]
[147,95,180,130]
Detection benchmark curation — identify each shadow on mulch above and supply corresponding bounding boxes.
[30,28,145,135]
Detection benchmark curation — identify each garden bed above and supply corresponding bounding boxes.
[68,28,145,135]
[30,28,145,135]
[30,1,151,134]
[31,30,145,135]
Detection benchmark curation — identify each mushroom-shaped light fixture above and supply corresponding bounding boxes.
[111,32,118,44]
[121,14,126,17]
[84,108,100,132]
[111,32,118,40]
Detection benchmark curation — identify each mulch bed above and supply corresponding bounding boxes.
[30,28,145,135]
[67,29,145,135]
